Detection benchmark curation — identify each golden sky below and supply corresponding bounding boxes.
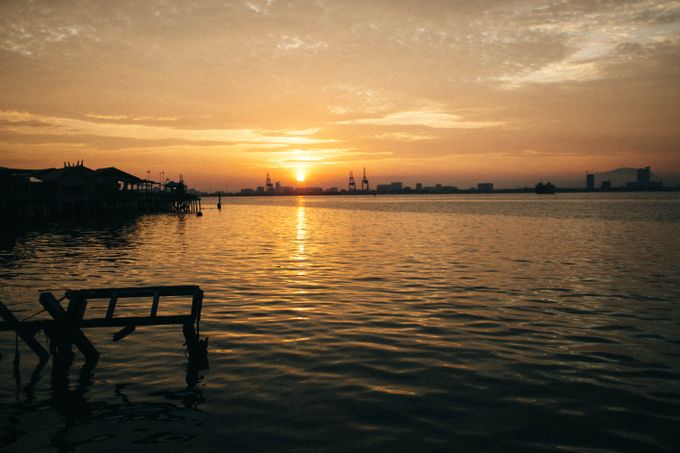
[1,0,679,189]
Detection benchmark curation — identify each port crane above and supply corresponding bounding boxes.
[348,171,357,191]
[361,168,369,192]
[265,173,274,192]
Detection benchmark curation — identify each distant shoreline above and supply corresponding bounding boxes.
[199,186,680,197]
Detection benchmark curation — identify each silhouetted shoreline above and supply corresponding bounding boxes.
[202,186,680,197]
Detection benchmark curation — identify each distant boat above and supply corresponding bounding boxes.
[535,182,556,194]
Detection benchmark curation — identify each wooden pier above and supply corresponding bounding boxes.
[1,164,202,221]
[0,285,208,368]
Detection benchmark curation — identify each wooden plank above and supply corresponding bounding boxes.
[1,320,47,331]
[67,285,199,299]
[80,315,191,328]
[105,294,118,319]
[40,292,100,362]
[150,290,160,317]
[112,325,136,342]
[0,300,49,361]
[1,315,192,331]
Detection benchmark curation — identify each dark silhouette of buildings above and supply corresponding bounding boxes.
[376,182,403,193]
[586,173,595,190]
[232,164,673,196]
[638,166,650,184]
[0,162,200,220]
[477,183,494,193]
[625,166,662,190]
[535,182,556,194]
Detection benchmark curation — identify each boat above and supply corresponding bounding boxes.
[535,182,556,194]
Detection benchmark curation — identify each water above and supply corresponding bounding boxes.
[1,193,680,451]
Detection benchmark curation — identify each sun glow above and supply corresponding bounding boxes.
[295,169,306,182]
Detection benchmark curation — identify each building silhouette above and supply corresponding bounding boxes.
[625,166,662,190]
[637,166,651,185]
[376,182,403,193]
[586,173,595,190]
[477,183,493,192]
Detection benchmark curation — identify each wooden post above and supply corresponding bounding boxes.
[67,293,88,321]
[150,290,160,317]
[191,289,204,336]
[0,300,49,362]
[105,293,118,319]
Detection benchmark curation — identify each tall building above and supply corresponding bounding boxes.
[637,166,650,185]
[376,182,403,193]
[477,183,493,192]
[586,173,595,190]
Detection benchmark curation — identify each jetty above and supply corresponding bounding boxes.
[0,162,201,221]
[0,285,208,369]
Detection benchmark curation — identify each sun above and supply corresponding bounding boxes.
[295,170,305,182]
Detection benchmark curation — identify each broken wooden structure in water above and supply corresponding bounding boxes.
[0,285,208,369]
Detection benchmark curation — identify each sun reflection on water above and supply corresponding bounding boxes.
[295,198,306,260]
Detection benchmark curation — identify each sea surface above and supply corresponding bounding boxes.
[1,193,679,452]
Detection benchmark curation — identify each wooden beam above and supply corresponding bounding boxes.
[79,315,192,328]
[0,300,49,361]
[1,314,192,331]
[105,294,118,319]
[150,290,160,317]
[40,292,99,362]
[112,325,136,342]
[67,285,199,299]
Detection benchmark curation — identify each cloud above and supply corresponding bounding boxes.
[490,0,680,86]
[0,110,335,146]
[84,113,179,122]
[246,0,275,15]
[277,35,328,53]
[373,132,436,141]
[498,60,601,87]
[336,110,503,129]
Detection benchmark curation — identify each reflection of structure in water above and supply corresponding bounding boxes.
[1,357,205,451]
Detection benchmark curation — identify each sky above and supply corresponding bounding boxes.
[1,0,679,190]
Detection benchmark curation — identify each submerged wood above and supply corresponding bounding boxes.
[0,285,207,367]
[0,300,49,362]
